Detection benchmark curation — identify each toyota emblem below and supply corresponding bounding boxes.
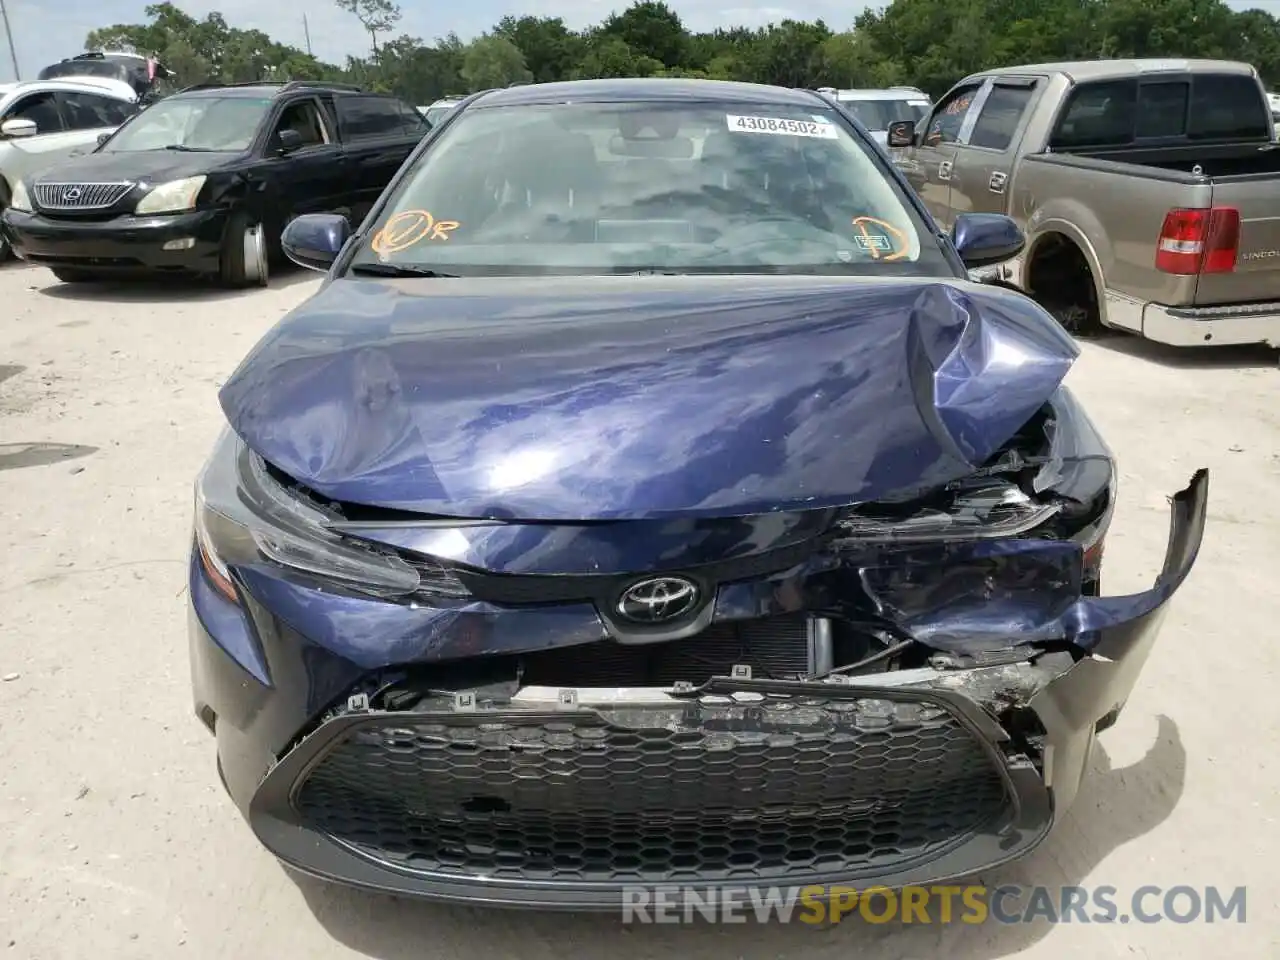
[616,576,700,624]
[62,187,82,201]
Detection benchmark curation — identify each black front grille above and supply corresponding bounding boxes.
[34,181,132,211]
[293,694,1009,883]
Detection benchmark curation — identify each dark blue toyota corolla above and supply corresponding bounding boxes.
[189,79,1207,908]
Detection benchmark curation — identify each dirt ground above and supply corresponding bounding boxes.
[0,260,1276,959]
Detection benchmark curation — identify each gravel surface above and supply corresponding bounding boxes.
[0,261,1276,958]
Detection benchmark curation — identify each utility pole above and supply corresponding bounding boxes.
[303,14,313,57]
[0,0,19,81]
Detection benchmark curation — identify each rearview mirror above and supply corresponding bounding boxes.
[1,118,37,139]
[886,120,916,148]
[951,213,1025,269]
[282,213,351,272]
[276,128,305,155]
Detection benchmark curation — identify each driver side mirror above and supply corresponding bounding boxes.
[886,120,916,148]
[1,118,37,139]
[951,213,1025,269]
[96,132,112,147]
[276,128,305,155]
[282,213,351,272]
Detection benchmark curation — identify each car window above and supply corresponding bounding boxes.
[56,91,134,131]
[336,96,408,141]
[968,84,1036,150]
[348,101,950,277]
[840,98,930,132]
[101,95,271,152]
[397,101,430,137]
[4,92,65,134]
[1135,82,1189,139]
[1050,80,1137,148]
[273,99,330,148]
[924,84,982,146]
[425,104,456,126]
[1188,74,1270,140]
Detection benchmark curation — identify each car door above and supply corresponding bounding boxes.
[945,77,1041,219]
[907,80,987,228]
[261,96,349,236]
[335,94,421,223]
[0,91,81,186]
[53,90,139,157]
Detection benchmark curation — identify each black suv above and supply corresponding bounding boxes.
[0,80,429,287]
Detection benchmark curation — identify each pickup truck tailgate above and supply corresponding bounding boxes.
[1198,177,1280,304]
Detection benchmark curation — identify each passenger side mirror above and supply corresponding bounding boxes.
[276,128,305,155]
[1,118,38,139]
[886,120,916,148]
[951,213,1025,269]
[96,132,112,147]
[282,213,351,272]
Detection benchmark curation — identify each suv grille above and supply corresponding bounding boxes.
[34,182,132,211]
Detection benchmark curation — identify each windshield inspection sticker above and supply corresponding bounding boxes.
[726,114,838,139]
[372,210,460,257]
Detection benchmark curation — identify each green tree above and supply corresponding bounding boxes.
[573,36,663,79]
[335,0,402,58]
[495,16,586,84]
[600,1,687,68]
[461,34,533,90]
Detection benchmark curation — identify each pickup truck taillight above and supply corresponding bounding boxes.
[1155,206,1240,275]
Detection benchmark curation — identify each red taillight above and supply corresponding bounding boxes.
[1155,206,1239,275]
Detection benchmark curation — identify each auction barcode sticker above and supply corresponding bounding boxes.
[726,114,838,139]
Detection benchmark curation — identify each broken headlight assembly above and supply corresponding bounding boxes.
[834,388,1115,553]
[192,430,467,604]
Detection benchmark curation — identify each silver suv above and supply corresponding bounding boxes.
[0,77,139,257]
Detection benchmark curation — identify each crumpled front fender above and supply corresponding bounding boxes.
[852,470,1206,654]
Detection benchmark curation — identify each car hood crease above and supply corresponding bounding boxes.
[218,274,1079,520]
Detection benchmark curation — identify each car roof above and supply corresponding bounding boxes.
[473,78,828,108]
[832,89,931,101]
[975,58,1257,83]
[173,81,378,100]
[0,77,137,103]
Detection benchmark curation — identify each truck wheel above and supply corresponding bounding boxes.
[219,211,269,289]
[1027,234,1106,338]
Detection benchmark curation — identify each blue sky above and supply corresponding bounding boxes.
[2,0,1277,83]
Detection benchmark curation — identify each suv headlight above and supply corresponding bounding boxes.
[136,175,206,215]
[9,180,31,212]
[193,430,453,604]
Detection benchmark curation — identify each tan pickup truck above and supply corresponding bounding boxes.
[890,59,1280,347]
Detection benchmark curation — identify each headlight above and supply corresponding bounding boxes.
[9,180,31,212]
[835,478,1062,543]
[192,430,464,604]
[135,175,206,215]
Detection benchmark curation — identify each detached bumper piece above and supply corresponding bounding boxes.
[250,682,1053,909]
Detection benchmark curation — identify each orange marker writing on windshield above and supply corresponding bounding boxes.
[851,216,909,261]
[372,210,460,256]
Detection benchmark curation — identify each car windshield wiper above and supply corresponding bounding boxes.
[162,144,213,152]
[350,262,459,278]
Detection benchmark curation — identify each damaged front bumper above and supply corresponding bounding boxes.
[221,471,1207,909]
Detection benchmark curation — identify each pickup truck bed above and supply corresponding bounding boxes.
[1019,148,1280,308]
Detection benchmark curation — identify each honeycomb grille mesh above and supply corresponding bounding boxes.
[293,694,1009,883]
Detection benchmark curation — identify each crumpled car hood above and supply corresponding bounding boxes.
[219,274,1079,520]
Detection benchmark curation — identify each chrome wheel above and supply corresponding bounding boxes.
[242,223,268,286]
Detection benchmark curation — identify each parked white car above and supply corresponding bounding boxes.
[0,77,139,256]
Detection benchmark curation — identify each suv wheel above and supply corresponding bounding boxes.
[220,211,269,288]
